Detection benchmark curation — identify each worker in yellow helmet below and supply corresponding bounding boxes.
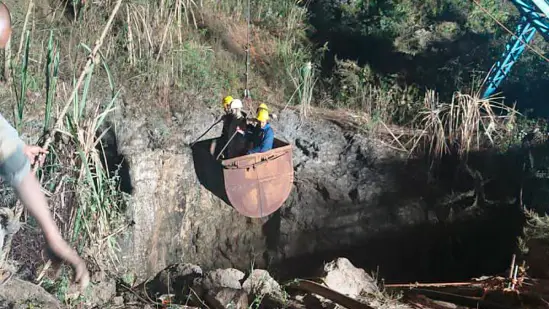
[247,109,274,154]
[256,103,268,113]
[0,3,89,291]
[220,95,235,141]
[254,103,278,121]
[222,96,233,114]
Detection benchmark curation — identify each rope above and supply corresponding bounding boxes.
[1,0,123,265]
[471,0,549,64]
[216,130,239,160]
[244,0,251,99]
[190,117,222,146]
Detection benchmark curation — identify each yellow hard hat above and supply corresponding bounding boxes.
[222,96,233,107]
[257,109,269,122]
[258,103,269,111]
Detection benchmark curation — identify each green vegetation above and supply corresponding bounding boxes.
[308,0,549,121]
[1,0,548,303]
[0,0,313,301]
[7,0,540,130]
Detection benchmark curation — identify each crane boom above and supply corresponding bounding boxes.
[482,0,549,98]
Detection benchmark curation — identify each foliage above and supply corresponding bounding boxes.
[41,272,72,303]
[324,58,422,124]
[2,1,549,308]
[403,89,517,161]
[308,0,549,121]
[518,209,549,254]
[4,15,129,293]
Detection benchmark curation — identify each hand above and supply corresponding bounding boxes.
[72,258,90,291]
[236,126,245,135]
[46,245,90,292]
[22,145,48,167]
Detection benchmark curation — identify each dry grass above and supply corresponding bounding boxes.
[288,61,316,121]
[518,209,549,254]
[407,89,518,160]
[0,2,130,296]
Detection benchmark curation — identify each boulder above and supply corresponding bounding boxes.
[242,269,283,299]
[85,278,117,307]
[0,277,61,308]
[144,263,203,300]
[323,258,379,298]
[202,268,245,290]
[205,288,248,309]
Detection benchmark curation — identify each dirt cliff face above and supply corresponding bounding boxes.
[113,106,432,282]
[110,96,538,285]
[114,113,266,281]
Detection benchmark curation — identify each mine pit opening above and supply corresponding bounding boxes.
[266,147,533,285]
[270,203,525,284]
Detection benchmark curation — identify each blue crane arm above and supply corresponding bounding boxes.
[482,0,549,99]
[482,18,536,98]
[532,0,549,18]
[514,0,549,39]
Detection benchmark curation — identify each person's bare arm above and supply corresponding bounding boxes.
[0,114,89,290]
[14,171,89,289]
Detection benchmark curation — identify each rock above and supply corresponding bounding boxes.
[144,263,203,300]
[114,108,432,284]
[205,288,248,309]
[323,258,379,298]
[85,279,117,306]
[91,270,107,282]
[202,268,245,290]
[112,296,124,306]
[0,278,60,308]
[115,106,504,284]
[242,269,283,298]
[116,118,267,282]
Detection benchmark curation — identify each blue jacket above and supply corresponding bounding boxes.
[247,123,274,154]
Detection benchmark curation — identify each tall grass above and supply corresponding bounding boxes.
[518,209,549,254]
[288,61,317,121]
[2,18,128,284]
[44,31,60,133]
[67,93,125,265]
[408,90,517,160]
[327,59,422,125]
[53,40,127,269]
[12,30,31,133]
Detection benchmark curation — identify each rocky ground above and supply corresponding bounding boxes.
[0,257,410,308]
[0,1,546,308]
[3,255,547,309]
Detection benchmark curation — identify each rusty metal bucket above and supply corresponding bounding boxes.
[221,138,294,218]
[191,137,293,218]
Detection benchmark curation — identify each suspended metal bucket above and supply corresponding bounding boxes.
[191,137,294,218]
